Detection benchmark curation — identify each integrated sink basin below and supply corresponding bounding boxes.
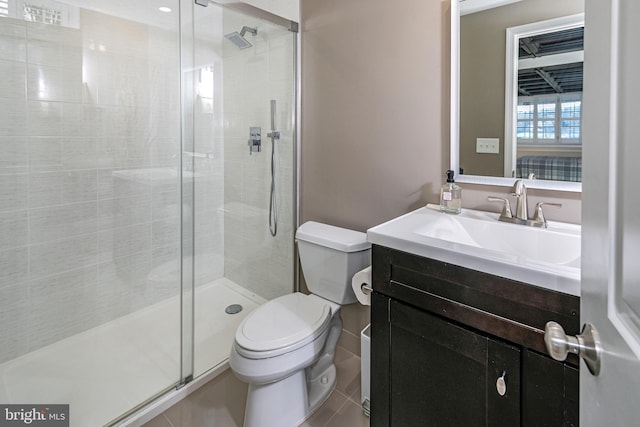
[367,204,580,296]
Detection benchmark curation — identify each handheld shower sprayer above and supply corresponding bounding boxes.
[267,100,280,237]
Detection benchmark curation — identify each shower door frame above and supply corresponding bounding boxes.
[180,0,302,381]
[181,0,302,387]
[114,1,300,424]
[174,0,302,407]
[192,0,301,295]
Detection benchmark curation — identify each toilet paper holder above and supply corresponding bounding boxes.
[352,266,372,306]
[360,283,373,295]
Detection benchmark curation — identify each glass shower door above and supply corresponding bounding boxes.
[0,0,298,424]
[0,1,184,424]
[190,2,298,377]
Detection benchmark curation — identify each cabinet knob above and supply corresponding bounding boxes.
[496,372,507,396]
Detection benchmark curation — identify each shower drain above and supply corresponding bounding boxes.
[225,304,243,315]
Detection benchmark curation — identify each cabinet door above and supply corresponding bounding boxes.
[387,299,520,427]
[522,349,579,427]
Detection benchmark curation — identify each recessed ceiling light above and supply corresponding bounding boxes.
[159,6,172,13]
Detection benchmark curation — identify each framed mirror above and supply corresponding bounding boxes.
[451,0,585,191]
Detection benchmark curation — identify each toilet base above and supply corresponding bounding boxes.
[242,364,336,427]
[306,364,337,420]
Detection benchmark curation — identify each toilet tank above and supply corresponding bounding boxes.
[296,221,371,304]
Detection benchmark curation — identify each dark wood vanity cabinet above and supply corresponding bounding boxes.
[370,245,580,427]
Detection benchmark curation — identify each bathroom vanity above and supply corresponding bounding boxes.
[367,206,581,427]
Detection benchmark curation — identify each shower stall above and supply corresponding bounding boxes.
[0,0,298,425]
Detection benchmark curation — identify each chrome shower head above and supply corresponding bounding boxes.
[224,26,258,49]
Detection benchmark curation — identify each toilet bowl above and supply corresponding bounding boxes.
[229,221,371,427]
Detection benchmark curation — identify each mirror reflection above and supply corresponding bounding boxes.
[458,0,584,183]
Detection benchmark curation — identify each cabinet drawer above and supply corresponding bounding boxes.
[372,245,580,358]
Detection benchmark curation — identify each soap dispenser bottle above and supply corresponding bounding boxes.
[440,170,462,214]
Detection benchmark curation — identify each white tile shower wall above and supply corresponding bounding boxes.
[243,0,300,23]
[222,10,295,301]
[0,3,226,364]
[193,5,226,290]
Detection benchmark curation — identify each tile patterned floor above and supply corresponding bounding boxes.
[144,345,369,427]
[300,347,370,427]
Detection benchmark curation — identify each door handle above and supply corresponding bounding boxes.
[544,321,602,376]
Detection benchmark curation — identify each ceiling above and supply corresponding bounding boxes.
[517,26,584,96]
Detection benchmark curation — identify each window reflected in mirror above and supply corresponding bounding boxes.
[515,26,583,182]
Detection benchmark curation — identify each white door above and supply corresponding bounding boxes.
[581,0,640,424]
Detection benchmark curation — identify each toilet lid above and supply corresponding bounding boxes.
[235,293,332,357]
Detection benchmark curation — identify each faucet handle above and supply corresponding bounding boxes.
[488,197,513,219]
[533,202,562,228]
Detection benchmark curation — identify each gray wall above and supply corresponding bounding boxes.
[301,0,450,230]
[300,0,451,353]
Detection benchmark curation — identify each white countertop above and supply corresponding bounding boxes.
[367,205,581,297]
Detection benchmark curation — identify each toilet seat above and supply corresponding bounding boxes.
[234,293,332,359]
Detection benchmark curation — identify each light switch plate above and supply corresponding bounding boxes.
[476,138,500,154]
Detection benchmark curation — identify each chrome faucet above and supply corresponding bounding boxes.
[488,180,562,228]
[512,180,528,221]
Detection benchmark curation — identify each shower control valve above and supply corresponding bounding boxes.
[248,126,261,155]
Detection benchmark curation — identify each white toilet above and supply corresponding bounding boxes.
[229,221,371,427]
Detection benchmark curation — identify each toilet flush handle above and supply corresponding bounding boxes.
[361,283,373,295]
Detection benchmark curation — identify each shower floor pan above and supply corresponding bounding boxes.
[0,278,265,426]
